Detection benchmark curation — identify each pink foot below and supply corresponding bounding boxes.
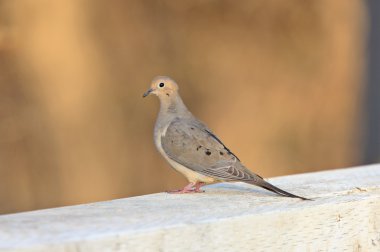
[194,182,205,193]
[167,182,205,194]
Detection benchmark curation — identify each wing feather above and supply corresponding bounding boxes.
[161,118,257,181]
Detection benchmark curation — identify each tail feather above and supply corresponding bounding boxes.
[252,180,310,200]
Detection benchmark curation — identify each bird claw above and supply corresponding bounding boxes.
[167,189,204,194]
[166,182,205,194]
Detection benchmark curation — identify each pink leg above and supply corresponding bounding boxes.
[167,182,205,194]
[194,182,205,193]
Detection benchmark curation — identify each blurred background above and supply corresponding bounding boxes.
[0,0,379,214]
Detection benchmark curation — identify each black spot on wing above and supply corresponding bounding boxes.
[204,129,240,161]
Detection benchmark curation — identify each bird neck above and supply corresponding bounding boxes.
[158,92,190,117]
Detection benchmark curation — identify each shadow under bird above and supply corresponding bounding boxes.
[143,76,308,200]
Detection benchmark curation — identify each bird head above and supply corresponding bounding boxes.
[143,76,179,98]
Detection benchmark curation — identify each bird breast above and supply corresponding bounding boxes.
[154,123,216,183]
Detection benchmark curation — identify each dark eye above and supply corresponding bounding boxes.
[159,82,165,88]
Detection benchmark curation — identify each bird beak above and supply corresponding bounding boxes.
[143,88,154,98]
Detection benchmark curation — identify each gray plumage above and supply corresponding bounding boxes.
[162,118,250,181]
[144,76,308,200]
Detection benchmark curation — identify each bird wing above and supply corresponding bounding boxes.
[161,118,262,182]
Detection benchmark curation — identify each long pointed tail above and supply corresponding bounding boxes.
[250,179,310,200]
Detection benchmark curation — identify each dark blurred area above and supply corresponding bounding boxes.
[0,0,377,214]
[364,0,380,164]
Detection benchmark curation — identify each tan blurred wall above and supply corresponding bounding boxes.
[0,0,366,214]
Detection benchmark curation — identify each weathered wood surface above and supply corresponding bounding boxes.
[0,164,379,252]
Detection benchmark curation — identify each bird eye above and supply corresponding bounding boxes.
[159,82,165,88]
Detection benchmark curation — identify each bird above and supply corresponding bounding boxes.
[143,76,308,200]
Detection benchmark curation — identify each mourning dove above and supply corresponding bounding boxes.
[143,76,308,200]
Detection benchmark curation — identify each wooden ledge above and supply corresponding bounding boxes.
[0,164,379,251]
